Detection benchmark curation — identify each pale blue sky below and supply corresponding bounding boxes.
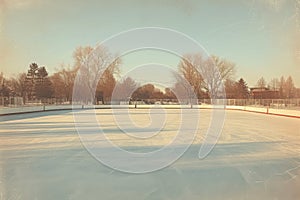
[0,0,299,87]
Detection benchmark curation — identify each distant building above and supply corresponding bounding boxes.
[250,87,279,99]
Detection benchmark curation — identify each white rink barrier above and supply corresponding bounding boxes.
[0,105,81,115]
[0,104,299,118]
[226,105,300,118]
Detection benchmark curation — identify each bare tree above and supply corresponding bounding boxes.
[164,88,176,100]
[279,76,285,98]
[224,79,237,99]
[198,55,235,99]
[178,54,204,99]
[211,55,235,81]
[97,68,117,104]
[268,78,279,91]
[256,77,267,101]
[0,72,5,97]
[0,72,4,86]
[73,46,94,70]
[8,73,27,102]
[172,72,198,106]
[285,76,296,98]
[51,65,77,103]
[0,73,10,101]
[51,72,65,101]
[73,45,121,104]
[175,54,234,103]
[256,77,266,88]
[113,77,138,101]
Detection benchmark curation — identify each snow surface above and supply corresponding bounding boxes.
[0,109,300,199]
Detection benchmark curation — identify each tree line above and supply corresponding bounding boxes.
[0,45,299,105]
[0,46,119,104]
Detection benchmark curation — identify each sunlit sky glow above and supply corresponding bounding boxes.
[0,0,299,87]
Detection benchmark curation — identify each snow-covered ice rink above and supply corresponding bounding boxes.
[0,109,300,200]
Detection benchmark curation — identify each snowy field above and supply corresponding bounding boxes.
[0,109,300,199]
